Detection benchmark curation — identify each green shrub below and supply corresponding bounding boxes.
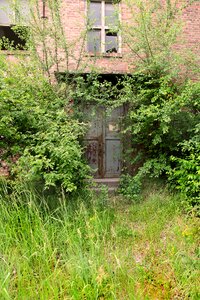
[119,174,142,201]
[119,75,200,206]
[169,124,200,211]
[0,56,89,192]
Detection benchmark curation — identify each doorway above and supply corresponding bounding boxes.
[84,106,123,178]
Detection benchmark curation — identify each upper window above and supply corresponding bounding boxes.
[0,0,29,50]
[87,0,119,54]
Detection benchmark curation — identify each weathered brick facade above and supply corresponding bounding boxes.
[182,1,200,53]
[55,0,200,74]
[1,0,199,74]
[56,0,130,73]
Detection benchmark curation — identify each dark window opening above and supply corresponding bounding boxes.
[0,26,27,50]
[105,31,118,53]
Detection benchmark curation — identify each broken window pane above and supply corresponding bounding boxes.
[105,3,118,27]
[87,30,101,52]
[105,31,118,53]
[0,26,26,50]
[88,2,101,26]
[0,0,12,24]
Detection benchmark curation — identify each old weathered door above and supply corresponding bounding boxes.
[85,106,122,178]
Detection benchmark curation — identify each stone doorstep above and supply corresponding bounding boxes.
[89,178,120,192]
[94,178,120,185]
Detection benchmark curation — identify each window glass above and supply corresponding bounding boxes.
[105,31,118,53]
[0,0,12,24]
[88,2,101,26]
[105,3,117,27]
[88,29,101,52]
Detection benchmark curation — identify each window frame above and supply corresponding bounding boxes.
[87,0,121,54]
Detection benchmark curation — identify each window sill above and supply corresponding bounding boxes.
[86,52,122,58]
[0,50,29,55]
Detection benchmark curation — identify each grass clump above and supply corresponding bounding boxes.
[0,180,199,299]
[0,182,115,299]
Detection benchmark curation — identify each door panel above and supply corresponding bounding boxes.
[105,139,121,177]
[104,107,122,177]
[84,106,122,178]
[84,107,103,178]
[85,139,99,177]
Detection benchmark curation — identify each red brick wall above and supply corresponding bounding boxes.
[56,0,200,74]
[56,0,130,73]
[182,1,200,54]
[2,0,199,74]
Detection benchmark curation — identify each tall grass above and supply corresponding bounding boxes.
[0,182,115,299]
[0,180,199,299]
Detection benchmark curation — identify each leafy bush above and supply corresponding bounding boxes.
[119,174,142,202]
[169,124,200,211]
[119,75,200,206]
[125,75,198,161]
[14,118,88,192]
[0,56,89,192]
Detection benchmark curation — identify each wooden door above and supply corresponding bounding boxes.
[84,106,122,178]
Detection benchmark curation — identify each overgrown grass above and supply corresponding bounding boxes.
[0,181,199,299]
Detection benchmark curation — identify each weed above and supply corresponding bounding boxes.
[0,180,199,299]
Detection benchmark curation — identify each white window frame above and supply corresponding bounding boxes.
[87,0,121,54]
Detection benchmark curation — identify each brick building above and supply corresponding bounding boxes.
[1,1,199,73]
[54,0,200,74]
[0,0,200,179]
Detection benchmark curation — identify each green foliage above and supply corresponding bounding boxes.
[118,1,199,209]
[58,73,122,109]
[12,25,30,48]
[119,173,142,202]
[0,25,28,51]
[0,56,89,192]
[15,119,88,192]
[169,124,200,211]
[119,74,200,207]
[0,182,199,299]
[122,0,198,76]
[124,75,197,156]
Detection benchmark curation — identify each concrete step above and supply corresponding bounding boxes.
[90,178,120,192]
[94,178,120,186]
